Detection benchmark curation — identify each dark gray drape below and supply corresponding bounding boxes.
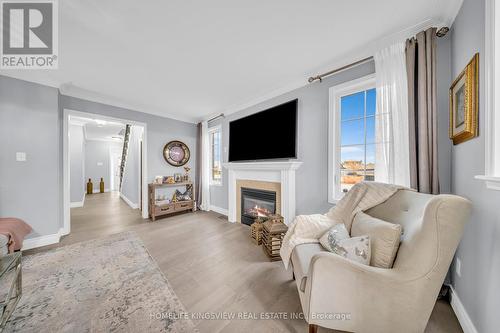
[405,27,439,194]
[195,122,202,209]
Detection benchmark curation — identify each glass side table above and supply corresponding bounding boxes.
[0,252,22,331]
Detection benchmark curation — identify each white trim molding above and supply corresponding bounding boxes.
[70,193,86,208]
[223,161,303,225]
[92,188,110,194]
[328,74,376,203]
[477,0,500,190]
[120,192,139,209]
[22,228,65,251]
[63,109,149,237]
[449,286,479,333]
[210,205,228,216]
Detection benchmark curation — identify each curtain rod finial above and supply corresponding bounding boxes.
[436,27,449,37]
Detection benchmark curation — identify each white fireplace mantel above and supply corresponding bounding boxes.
[223,161,303,225]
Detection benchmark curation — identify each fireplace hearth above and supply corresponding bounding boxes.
[240,187,276,226]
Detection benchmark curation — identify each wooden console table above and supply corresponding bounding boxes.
[148,182,195,221]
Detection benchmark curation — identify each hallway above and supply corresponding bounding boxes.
[65,191,145,246]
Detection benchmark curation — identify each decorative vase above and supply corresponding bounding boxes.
[87,179,93,194]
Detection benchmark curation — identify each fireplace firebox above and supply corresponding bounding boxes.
[240,187,276,226]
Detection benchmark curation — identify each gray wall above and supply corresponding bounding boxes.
[60,95,197,186]
[450,0,500,332]
[210,46,452,213]
[121,126,142,205]
[0,76,61,238]
[209,62,375,214]
[0,75,197,240]
[69,124,85,202]
[85,140,123,192]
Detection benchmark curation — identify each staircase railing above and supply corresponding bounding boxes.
[119,124,131,189]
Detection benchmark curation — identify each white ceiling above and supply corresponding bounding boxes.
[1,0,462,123]
[70,116,125,142]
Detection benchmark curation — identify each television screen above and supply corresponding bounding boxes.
[228,99,297,162]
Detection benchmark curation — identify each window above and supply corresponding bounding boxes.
[477,0,500,190]
[329,75,381,202]
[209,126,222,185]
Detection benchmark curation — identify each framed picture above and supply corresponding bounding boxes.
[449,53,479,145]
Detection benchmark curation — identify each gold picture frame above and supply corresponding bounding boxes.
[449,53,479,145]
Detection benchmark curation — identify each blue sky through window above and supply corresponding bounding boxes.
[339,88,376,191]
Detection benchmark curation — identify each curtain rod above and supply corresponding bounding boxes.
[207,113,224,123]
[307,27,449,84]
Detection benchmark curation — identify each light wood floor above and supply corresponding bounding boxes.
[26,192,463,333]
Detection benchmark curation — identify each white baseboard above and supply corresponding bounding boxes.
[92,188,110,194]
[210,205,228,216]
[70,193,86,208]
[449,285,478,333]
[22,228,65,251]
[120,192,138,209]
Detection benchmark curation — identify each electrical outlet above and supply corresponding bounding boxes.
[456,258,462,277]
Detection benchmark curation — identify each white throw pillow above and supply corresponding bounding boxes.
[351,212,402,268]
[319,223,371,265]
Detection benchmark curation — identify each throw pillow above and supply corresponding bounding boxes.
[351,212,402,268]
[319,223,371,265]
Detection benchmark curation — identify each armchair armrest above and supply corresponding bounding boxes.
[303,252,419,332]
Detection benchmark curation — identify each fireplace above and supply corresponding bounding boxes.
[240,187,276,226]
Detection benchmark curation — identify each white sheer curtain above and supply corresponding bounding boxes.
[374,42,411,187]
[200,121,211,211]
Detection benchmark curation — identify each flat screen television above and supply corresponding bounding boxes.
[228,99,297,162]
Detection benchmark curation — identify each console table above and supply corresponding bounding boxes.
[148,182,195,221]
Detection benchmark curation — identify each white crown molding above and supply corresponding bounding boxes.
[59,84,198,124]
[211,18,447,121]
[0,73,198,123]
[441,0,465,27]
[0,72,60,88]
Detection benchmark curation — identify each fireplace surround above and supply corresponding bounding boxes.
[240,187,277,225]
[223,161,303,225]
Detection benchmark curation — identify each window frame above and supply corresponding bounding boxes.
[208,125,223,186]
[328,74,376,203]
[477,0,500,190]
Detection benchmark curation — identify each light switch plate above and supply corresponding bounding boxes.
[97,162,103,166]
[16,152,26,162]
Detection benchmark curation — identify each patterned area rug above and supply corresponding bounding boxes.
[5,232,196,333]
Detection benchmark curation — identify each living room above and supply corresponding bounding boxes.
[0,0,498,332]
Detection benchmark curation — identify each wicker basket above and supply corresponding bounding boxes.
[261,214,288,261]
[250,217,266,245]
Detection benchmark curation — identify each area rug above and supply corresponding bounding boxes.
[4,232,196,333]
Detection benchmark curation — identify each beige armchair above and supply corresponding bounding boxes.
[290,190,471,333]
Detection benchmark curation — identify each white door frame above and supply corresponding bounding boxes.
[63,109,149,236]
